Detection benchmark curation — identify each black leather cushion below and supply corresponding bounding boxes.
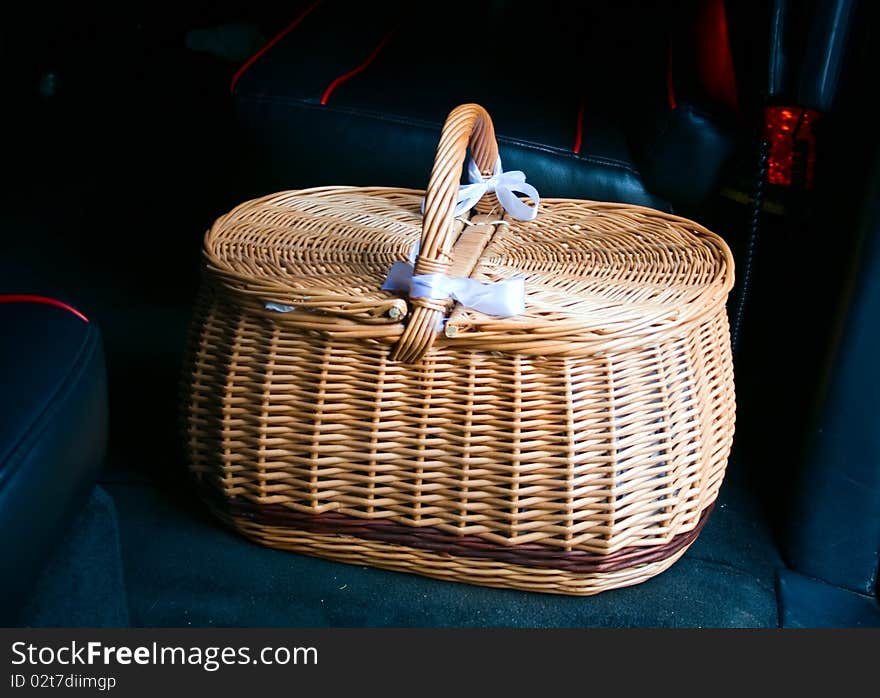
[778,568,880,628]
[0,300,108,624]
[628,102,736,209]
[784,164,880,598]
[232,1,733,210]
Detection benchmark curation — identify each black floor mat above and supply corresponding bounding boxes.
[102,458,780,628]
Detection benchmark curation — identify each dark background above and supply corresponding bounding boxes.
[4,0,874,523]
[1,1,878,627]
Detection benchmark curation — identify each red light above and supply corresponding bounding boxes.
[696,0,740,115]
[763,106,820,188]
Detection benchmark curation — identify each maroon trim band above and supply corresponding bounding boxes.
[215,493,714,573]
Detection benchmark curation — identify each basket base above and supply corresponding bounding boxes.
[213,508,693,596]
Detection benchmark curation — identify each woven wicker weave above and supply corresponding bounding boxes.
[183,104,735,595]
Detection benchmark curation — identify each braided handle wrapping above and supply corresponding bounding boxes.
[391,104,499,362]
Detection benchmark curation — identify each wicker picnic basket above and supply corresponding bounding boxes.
[183,103,736,595]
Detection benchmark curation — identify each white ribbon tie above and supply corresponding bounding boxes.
[382,260,525,319]
[271,158,536,321]
[420,156,540,221]
[455,156,540,221]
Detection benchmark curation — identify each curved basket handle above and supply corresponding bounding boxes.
[391,104,499,362]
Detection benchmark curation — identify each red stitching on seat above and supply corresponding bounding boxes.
[572,99,585,154]
[0,295,89,322]
[666,38,678,110]
[230,1,323,95]
[320,29,396,106]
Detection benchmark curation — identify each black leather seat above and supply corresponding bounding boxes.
[232,0,734,211]
[0,296,109,624]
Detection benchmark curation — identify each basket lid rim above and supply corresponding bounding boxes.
[203,186,734,344]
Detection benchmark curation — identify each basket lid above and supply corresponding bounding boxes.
[204,185,733,355]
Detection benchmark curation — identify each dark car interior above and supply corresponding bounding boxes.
[2,0,879,627]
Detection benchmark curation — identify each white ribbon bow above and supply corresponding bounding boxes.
[382,263,525,318]
[420,156,540,221]
[455,156,540,221]
[381,241,525,320]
